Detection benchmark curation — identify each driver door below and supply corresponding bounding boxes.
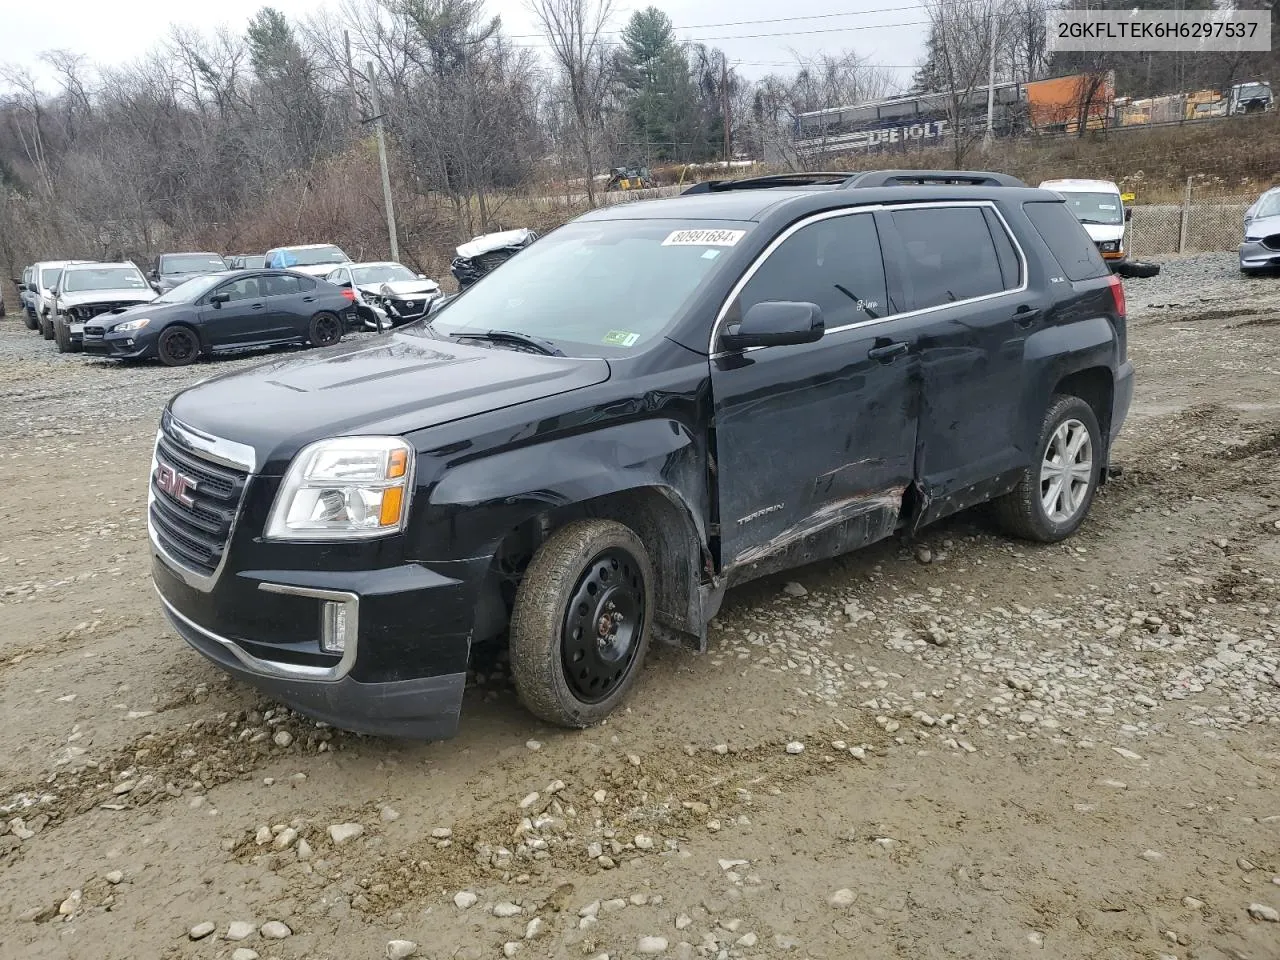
[710,211,919,578]
[202,275,269,346]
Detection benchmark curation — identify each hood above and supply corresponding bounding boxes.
[1081,222,1125,243]
[362,279,440,298]
[93,300,194,329]
[288,263,347,278]
[168,331,611,473]
[1245,214,1280,239]
[456,229,536,259]
[59,288,157,307]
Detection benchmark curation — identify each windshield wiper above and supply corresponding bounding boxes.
[450,329,565,357]
[1076,217,1116,225]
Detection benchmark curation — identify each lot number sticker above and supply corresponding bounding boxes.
[603,330,641,346]
[662,229,746,247]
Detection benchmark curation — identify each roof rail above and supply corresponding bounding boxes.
[842,169,1027,188]
[681,172,856,194]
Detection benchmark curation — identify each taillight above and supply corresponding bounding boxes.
[341,289,356,302]
[1107,273,1125,317]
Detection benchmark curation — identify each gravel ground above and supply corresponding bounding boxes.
[2,252,1279,960]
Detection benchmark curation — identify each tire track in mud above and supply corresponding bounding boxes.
[225,724,890,919]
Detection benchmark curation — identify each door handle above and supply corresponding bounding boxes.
[1013,306,1041,328]
[251,302,264,310]
[302,296,315,303]
[867,340,909,362]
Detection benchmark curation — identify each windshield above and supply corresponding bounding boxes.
[156,273,227,303]
[1238,83,1270,99]
[239,255,266,268]
[62,266,149,293]
[39,267,63,290]
[1059,191,1124,226]
[273,246,347,267]
[352,264,417,285]
[423,219,747,355]
[1251,192,1280,219]
[161,254,227,274]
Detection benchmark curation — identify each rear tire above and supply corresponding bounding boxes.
[509,519,654,728]
[308,312,343,348]
[157,326,200,367]
[992,395,1103,543]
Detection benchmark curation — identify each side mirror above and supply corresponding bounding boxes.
[149,269,159,280]
[1124,207,1132,222]
[27,282,38,293]
[417,273,427,280]
[210,292,230,307]
[720,301,824,351]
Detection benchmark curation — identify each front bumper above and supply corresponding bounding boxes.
[1239,239,1280,270]
[152,542,476,739]
[84,330,153,359]
[160,589,466,739]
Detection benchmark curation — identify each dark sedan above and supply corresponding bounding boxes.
[83,269,357,366]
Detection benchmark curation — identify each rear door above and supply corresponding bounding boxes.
[260,274,308,338]
[887,202,1040,525]
[709,210,918,579]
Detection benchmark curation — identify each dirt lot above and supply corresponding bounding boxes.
[1,255,1279,960]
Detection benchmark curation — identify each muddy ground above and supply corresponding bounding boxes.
[1,254,1278,960]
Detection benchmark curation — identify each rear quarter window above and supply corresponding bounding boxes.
[1023,201,1110,282]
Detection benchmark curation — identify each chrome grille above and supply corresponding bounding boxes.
[150,424,250,579]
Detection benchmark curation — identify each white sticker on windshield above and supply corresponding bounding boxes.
[1098,203,1117,210]
[662,228,746,247]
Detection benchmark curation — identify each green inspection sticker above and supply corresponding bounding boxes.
[603,330,641,347]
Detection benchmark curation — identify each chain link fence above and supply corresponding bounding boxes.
[1128,180,1256,259]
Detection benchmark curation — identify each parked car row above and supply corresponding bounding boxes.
[9,243,452,365]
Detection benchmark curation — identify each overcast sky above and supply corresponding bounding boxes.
[2,0,928,88]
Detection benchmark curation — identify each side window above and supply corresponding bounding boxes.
[297,276,316,292]
[737,213,889,330]
[1022,201,1109,282]
[263,275,301,297]
[220,277,263,302]
[893,206,1006,309]
[983,208,1022,290]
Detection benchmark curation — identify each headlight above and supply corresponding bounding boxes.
[264,436,413,540]
[114,318,151,332]
[1100,241,1120,253]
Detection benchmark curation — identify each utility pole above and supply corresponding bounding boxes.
[722,57,731,166]
[983,10,998,149]
[365,61,399,264]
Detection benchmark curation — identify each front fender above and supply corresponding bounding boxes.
[407,417,708,563]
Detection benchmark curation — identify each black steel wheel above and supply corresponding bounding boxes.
[40,313,54,340]
[54,316,75,353]
[157,325,199,367]
[509,519,654,728]
[308,312,343,347]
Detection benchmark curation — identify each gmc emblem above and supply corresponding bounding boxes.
[155,462,197,507]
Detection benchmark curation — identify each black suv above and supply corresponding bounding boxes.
[149,170,1133,739]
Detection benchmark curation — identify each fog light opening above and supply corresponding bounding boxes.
[321,600,348,653]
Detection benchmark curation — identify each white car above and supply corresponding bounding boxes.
[30,260,92,339]
[1038,179,1130,270]
[324,261,442,329]
[263,243,352,278]
[50,262,157,353]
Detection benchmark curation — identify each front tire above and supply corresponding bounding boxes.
[157,326,200,367]
[992,395,1103,543]
[308,312,343,347]
[40,314,54,340]
[54,316,79,353]
[509,519,654,728]
[23,310,38,331]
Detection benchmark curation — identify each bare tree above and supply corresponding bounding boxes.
[529,0,615,206]
[921,0,1002,166]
